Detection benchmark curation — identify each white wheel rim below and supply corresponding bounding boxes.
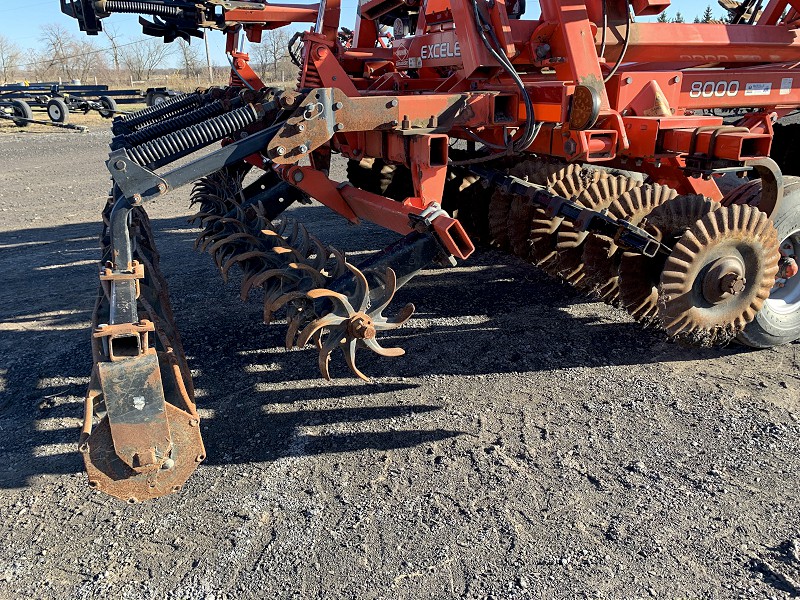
[766,229,800,315]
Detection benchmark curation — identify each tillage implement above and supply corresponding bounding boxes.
[60,0,800,500]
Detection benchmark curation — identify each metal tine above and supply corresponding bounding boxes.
[363,337,405,357]
[221,250,273,282]
[343,340,369,381]
[210,234,264,269]
[306,235,331,272]
[318,328,347,380]
[327,247,348,279]
[369,268,398,318]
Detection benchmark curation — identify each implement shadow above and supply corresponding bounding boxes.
[0,204,752,488]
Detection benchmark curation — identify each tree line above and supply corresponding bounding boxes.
[0,24,294,86]
[657,5,722,23]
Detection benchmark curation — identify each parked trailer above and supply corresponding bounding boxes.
[0,83,181,126]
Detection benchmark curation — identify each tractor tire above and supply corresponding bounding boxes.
[9,100,33,127]
[722,177,800,347]
[47,98,70,124]
[98,95,117,119]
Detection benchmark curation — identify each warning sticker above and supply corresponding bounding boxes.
[745,82,772,96]
[781,77,793,96]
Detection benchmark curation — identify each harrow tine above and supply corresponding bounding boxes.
[344,339,369,381]
[318,327,347,380]
[297,312,344,347]
[364,337,405,357]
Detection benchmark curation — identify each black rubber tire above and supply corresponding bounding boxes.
[97,95,117,119]
[47,98,70,124]
[9,100,33,127]
[722,177,800,347]
[148,93,168,107]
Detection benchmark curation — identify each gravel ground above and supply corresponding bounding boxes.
[0,120,799,600]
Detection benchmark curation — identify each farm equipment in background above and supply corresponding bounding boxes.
[0,83,181,128]
[60,0,800,501]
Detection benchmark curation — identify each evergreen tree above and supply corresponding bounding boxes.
[673,12,685,23]
[657,11,669,22]
[702,5,714,22]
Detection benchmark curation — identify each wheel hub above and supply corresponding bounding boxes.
[766,231,800,315]
[702,257,746,303]
[347,312,376,340]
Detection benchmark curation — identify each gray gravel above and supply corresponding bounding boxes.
[0,127,798,600]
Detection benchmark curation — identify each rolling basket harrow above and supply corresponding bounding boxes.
[59,0,800,500]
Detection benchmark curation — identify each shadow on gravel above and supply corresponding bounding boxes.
[0,207,749,489]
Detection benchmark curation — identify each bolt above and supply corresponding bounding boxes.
[348,315,376,340]
[113,160,126,170]
[334,123,344,131]
[161,458,175,470]
[672,76,680,84]
[293,170,305,183]
[78,442,90,454]
[334,101,343,110]
[297,124,305,132]
[721,273,746,295]
[195,454,206,463]
[391,120,399,127]
[275,146,286,156]
[298,144,309,153]
[157,183,167,193]
[389,99,398,108]
[624,77,633,85]
[132,194,143,204]
[189,419,199,427]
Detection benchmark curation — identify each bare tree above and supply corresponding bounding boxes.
[251,29,289,82]
[103,23,123,73]
[39,23,105,82]
[122,38,175,81]
[0,35,22,83]
[177,39,203,79]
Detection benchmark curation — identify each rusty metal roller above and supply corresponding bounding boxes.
[550,174,644,285]
[617,195,718,323]
[581,183,678,303]
[658,203,780,344]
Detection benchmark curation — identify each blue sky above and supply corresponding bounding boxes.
[0,0,724,67]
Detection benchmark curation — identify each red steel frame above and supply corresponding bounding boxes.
[218,0,800,247]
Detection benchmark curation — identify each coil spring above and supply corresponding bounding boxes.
[115,93,203,133]
[104,0,182,17]
[128,104,261,168]
[113,98,239,150]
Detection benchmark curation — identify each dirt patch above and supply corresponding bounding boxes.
[0,130,798,599]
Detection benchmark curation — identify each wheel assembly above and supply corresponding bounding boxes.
[617,195,719,323]
[721,177,800,347]
[581,183,678,302]
[659,203,780,345]
[9,100,33,127]
[98,95,118,119]
[47,98,70,124]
